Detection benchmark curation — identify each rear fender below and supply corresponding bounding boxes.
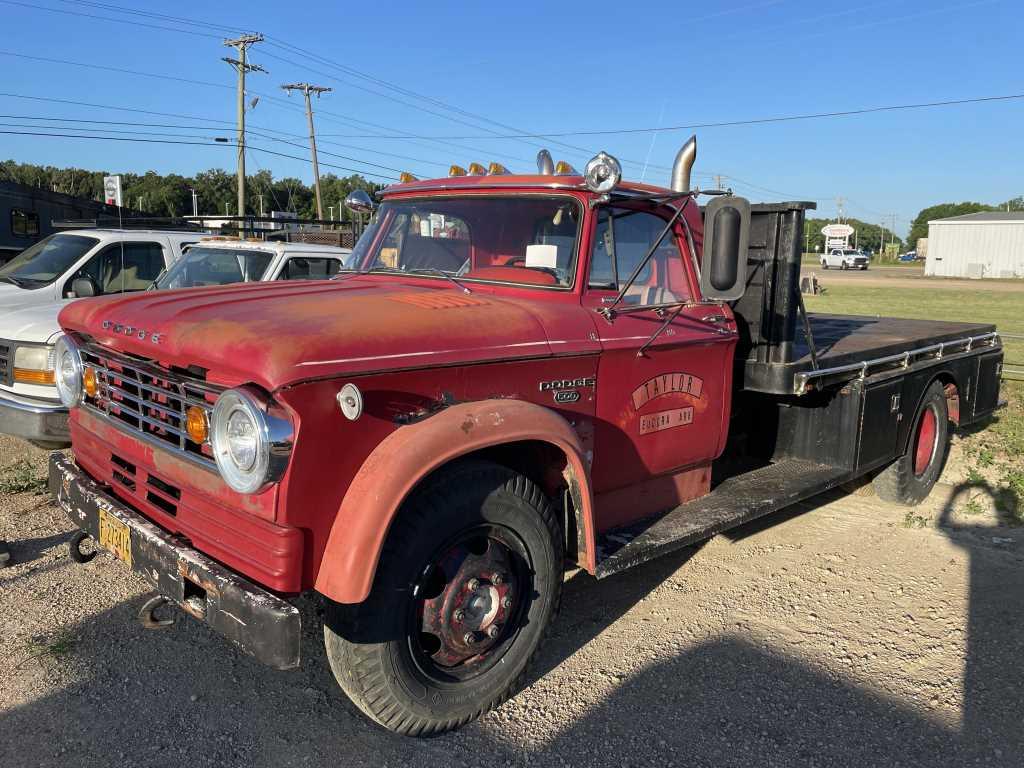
[314,398,596,604]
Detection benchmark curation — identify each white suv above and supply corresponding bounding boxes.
[153,238,352,289]
[821,248,869,270]
[0,229,198,447]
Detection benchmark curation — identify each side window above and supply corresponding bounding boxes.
[11,209,40,237]
[278,257,342,280]
[588,207,691,305]
[74,242,166,294]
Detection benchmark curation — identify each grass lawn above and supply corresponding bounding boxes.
[804,281,1023,520]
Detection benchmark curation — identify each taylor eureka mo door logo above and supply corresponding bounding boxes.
[631,372,704,435]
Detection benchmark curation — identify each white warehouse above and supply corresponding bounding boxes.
[925,211,1024,279]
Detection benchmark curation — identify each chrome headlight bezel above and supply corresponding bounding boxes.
[210,386,292,494]
[53,335,84,407]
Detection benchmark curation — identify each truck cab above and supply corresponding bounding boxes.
[0,228,197,447]
[48,138,1003,736]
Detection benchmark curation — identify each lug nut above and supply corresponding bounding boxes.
[491,573,504,586]
[463,632,476,645]
[501,596,512,609]
[466,578,480,591]
[486,625,501,639]
[453,608,466,622]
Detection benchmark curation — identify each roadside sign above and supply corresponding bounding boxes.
[821,223,854,238]
[103,175,123,207]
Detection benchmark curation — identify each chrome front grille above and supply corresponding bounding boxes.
[80,344,221,466]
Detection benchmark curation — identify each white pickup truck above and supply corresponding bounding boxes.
[820,247,869,270]
[0,235,350,447]
[0,229,199,447]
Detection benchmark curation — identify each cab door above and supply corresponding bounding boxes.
[582,205,737,500]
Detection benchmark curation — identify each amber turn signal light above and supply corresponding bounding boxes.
[82,367,98,398]
[13,368,56,386]
[186,406,209,444]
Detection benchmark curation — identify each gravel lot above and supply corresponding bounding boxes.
[2,433,1022,768]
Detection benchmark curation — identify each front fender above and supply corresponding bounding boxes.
[314,398,596,604]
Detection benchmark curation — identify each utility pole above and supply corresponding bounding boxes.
[714,174,724,190]
[281,82,332,221]
[190,188,198,216]
[257,194,265,217]
[835,195,845,223]
[223,33,266,226]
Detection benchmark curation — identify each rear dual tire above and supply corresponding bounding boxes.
[323,460,562,736]
[873,380,950,505]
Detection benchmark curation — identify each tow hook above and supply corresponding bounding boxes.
[138,595,176,629]
[68,531,97,564]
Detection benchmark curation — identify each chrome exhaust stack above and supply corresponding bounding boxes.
[670,134,697,193]
[536,149,554,175]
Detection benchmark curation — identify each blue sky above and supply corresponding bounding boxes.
[1,0,1021,235]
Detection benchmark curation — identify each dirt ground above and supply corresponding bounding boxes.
[2,430,1022,768]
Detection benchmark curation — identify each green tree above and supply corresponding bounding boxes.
[907,202,996,249]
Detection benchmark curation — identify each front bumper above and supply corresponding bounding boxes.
[0,390,69,444]
[49,453,301,669]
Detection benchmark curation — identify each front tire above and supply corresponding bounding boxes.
[821,261,829,270]
[873,380,950,505]
[323,460,562,736]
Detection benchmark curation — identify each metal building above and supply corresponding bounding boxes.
[925,211,1024,279]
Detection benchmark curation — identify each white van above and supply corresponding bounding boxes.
[0,229,199,447]
[820,248,869,270]
[0,236,350,447]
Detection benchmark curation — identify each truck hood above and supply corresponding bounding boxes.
[0,300,66,344]
[58,279,557,391]
[0,282,59,318]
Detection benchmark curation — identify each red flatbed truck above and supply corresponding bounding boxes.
[49,138,1004,735]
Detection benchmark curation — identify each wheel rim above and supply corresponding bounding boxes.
[409,525,529,683]
[913,404,939,476]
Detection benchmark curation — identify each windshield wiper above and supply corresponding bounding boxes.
[407,267,472,294]
[0,275,39,288]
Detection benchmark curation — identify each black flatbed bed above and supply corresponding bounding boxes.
[743,313,997,394]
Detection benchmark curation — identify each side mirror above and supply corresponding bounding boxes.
[344,189,377,216]
[71,276,99,298]
[700,195,750,302]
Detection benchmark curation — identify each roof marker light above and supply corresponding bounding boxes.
[449,164,467,177]
[487,162,510,175]
[554,160,578,175]
[467,162,487,176]
[398,171,418,183]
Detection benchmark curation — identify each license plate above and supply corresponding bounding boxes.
[98,508,133,567]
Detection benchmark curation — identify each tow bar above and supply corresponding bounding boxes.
[68,531,96,563]
[138,595,176,629]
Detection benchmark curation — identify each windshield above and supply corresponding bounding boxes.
[350,195,582,288]
[154,246,274,289]
[0,234,99,288]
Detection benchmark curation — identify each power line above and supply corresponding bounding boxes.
[9,0,665,170]
[0,128,399,180]
[338,92,1024,139]
[0,110,452,170]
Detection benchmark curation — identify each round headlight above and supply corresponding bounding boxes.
[584,151,622,194]
[211,389,271,494]
[54,335,84,407]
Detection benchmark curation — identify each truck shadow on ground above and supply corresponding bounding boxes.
[1,480,1021,767]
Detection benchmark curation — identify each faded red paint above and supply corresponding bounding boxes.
[314,398,596,604]
[58,177,734,602]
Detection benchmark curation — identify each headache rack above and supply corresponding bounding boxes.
[79,343,221,468]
